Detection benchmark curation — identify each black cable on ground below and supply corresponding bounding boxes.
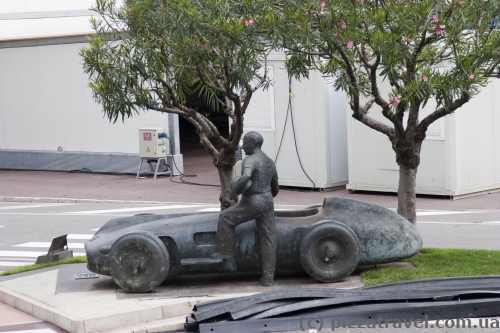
[166,140,221,188]
[68,168,128,176]
[274,76,316,192]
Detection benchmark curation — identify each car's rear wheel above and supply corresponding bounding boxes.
[300,220,359,283]
[108,231,169,292]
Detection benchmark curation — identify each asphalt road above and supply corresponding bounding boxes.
[0,201,499,272]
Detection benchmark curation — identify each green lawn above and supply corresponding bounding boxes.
[0,256,87,276]
[362,248,500,286]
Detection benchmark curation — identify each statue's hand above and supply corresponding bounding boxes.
[229,191,238,203]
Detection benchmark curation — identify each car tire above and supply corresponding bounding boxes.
[300,220,360,283]
[108,231,169,292]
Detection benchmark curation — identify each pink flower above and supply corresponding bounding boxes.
[245,19,255,26]
[360,0,365,3]
[341,21,347,29]
[389,94,402,107]
[128,8,132,12]
[333,32,342,37]
[407,37,413,43]
[346,40,354,49]
[432,25,437,31]
[433,14,439,22]
[440,25,446,29]
[196,42,202,47]
[436,30,444,35]
[240,16,244,22]
[423,76,429,82]
[469,73,475,79]
[459,2,465,7]
[320,1,326,11]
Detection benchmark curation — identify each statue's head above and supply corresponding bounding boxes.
[242,131,263,155]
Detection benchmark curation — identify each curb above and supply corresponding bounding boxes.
[0,196,217,206]
[0,285,197,333]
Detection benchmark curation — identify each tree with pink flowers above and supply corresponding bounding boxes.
[81,0,275,209]
[269,0,500,224]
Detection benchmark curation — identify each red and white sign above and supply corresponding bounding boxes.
[143,132,152,141]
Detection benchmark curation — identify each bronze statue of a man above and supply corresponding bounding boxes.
[211,131,279,286]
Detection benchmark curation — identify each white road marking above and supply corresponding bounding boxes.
[0,251,85,258]
[197,207,220,212]
[0,226,3,228]
[67,234,94,240]
[0,213,131,217]
[91,228,100,231]
[12,329,58,333]
[0,261,32,267]
[419,221,500,225]
[197,207,307,212]
[0,251,50,258]
[14,242,85,249]
[63,204,207,214]
[0,203,74,210]
[416,211,477,216]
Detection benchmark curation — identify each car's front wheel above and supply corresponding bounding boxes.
[108,231,169,292]
[299,220,359,283]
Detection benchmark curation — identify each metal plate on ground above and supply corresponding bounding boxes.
[75,272,99,279]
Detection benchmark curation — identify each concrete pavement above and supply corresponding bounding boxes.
[3,147,500,210]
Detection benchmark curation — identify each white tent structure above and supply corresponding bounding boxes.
[0,0,183,174]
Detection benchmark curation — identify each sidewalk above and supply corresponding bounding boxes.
[2,149,500,210]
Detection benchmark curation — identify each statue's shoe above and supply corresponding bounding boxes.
[260,276,274,287]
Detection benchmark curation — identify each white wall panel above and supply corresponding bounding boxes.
[459,80,497,190]
[346,82,449,194]
[328,83,348,182]
[0,42,169,154]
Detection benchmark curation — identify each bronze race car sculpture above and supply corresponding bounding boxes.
[84,197,422,292]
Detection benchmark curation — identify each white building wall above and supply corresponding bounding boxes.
[0,42,169,154]
[0,0,97,40]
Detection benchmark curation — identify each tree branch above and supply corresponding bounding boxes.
[417,92,471,133]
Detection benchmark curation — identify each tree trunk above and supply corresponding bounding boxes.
[217,165,234,210]
[397,164,418,225]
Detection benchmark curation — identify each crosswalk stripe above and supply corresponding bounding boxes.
[14,242,85,249]
[419,221,500,225]
[416,211,476,216]
[63,204,207,214]
[0,251,86,258]
[67,234,94,240]
[0,203,74,210]
[0,261,32,267]
[12,329,58,333]
[197,207,220,212]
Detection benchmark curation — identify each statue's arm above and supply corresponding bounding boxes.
[229,167,253,201]
[271,171,279,197]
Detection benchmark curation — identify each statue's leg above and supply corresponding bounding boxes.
[212,199,256,259]
[255,211,277,286]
